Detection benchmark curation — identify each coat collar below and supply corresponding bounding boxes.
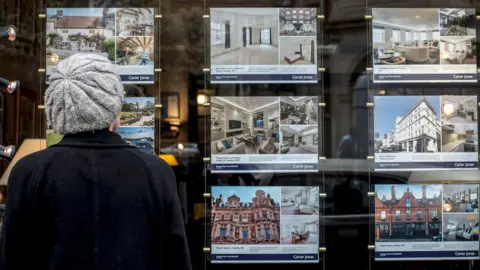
[52,129,137,149]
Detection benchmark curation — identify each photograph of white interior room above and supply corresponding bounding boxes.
[441,96,478,152]
[279,8,316,36]
[279,36,316,65]
[439,9,476,36]
[280,96,318,125]
[372,8,440,65]
[281,187,319,215]
[280,216,319,245]
[439,36,476,64]
[280,125,318,154]
[210,8,279,65]
[211,96,281,155]
[115,8,154,36]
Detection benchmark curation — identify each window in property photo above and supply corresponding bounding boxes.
[380,210,386,220]
[413,31,419,40]
[392,29,401,42]
[406,210,411,220]
[211,22,224,45]
[433,31,440,40]
[406,197,411,208]
[432,209,437,218]
[405,30,411,41]
[373,26,385,44]
[395,210,400,220]
[417,210,422,219]
[420,31,427,40]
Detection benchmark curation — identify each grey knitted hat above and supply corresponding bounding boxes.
[45,54,124,135]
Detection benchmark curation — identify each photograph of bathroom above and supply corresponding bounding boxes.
[280,215,319,245]
[280,96,318,125]
[281,187,319,215]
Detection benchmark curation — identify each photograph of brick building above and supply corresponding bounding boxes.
[211,186,281,244]
[375,185,442,241]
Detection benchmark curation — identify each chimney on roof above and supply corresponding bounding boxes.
[57,9,63,17]
[391,185,395,200]
[422,185,426,200]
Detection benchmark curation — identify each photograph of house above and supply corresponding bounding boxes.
[374,96,441,153]
[116,37,154,65]
[443,213,478,241]
[375,185,442,241]
[211,186,281,244]
[121,97,155,126]
[441,96,478,153]
[118,126,154,154]
[443,185,479,213]
[279,8,316,36]
[280,96,318,125]
[210,8,279,65]
[280,215,319,245]
[211,96,280,155]
[439,9,476,36]
[279,37,316,65]
[280,125,318,154]
[115,8,154,36]
[281,187,319,215]
[372,8,440,65]
[46,8,115,65]
[440,36,476,64]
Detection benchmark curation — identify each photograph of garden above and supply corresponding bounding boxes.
[121,97,155,126]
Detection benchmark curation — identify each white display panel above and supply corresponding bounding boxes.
[46,8,155,84]
[375,184,479,261]
[211,96,319,173]
[374,96,479,171]
[372,8,477,83]
[210,8,318,84]
[211,186,320,263]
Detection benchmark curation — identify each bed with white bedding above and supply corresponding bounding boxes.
[284,54,303,64]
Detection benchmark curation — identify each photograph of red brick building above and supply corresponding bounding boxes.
[375,185,442,241]
[211,187,281,244]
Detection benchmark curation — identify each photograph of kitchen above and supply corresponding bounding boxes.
[211,96,280,155]
[281,187,319,215]
[280,215,319,245]
[210,8,279,65]
[439,8,476,36]
[279,37,316,65]
[280,96,318,125]
[116,37,154,65]
[280,125,318,154]
[441,96,478,153]
[440,36,476,64]
[372,8,440,65]
[115,8,154,37]
[443,185,479,213]
[443,213,478,241]
[279,8,316,36]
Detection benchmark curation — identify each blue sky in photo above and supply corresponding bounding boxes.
[212,186,281,203]
[375,184,442,200]
[124,97,155,108]
[118,126,154,139]
[374,96,441,137]
[47,8,107,17]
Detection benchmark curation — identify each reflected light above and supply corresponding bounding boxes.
[0,145,15,160]
[178,143,184,150]
[377,90,386,95]
[197,94,207,105]
[50,53,59,64]
[443,203,452,212]
[7,80,19,94]
[7,27,16,41]
[443,104,455,116]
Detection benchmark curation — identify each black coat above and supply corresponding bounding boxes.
[0,129,191,270]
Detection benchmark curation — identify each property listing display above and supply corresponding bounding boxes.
[374,96,479,171]
[211,186,320,263]
[375,184,479,261]
[372,8,477,83]
[46,8,155,84]
[210,8,318,83]
[211,96,319,173]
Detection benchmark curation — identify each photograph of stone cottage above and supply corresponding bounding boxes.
[211,186,281,244]
[375,184,442,241]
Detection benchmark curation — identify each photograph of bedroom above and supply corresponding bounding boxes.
[210,8,279,65]
[280,216,319,245]
[279,37,316,65]
[440,36,476,64]
[279,8,316,36]
[439,9,476,36]
[372,8,440,65]
[280,125,318,154]
[281,187,319,215]
[211,96,281,155]
[280,96,318,125]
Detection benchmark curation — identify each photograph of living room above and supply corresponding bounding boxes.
[372,8,440,65]
[441,96,478,152]
[115,8,154,36]
[280,125,318,154]
[280,215,319,245]
[439,9,476,36]
[116,36,154,65]
[210,8,279,65]
[279,8,316,36]
[280,96,318,125]
[279,37,316,65]
[439,36,476,64]
[281,187,319,215]
[211,96,281,155]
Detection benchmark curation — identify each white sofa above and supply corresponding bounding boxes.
[393,45,429,63]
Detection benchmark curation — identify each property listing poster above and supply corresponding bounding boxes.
[375,184,479,261]
[46,8,154,84]
[373,95,479,171]
[211,96,319,173]
[210,8,318,84]
[372,8,477,83]
[211,186,320,263]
